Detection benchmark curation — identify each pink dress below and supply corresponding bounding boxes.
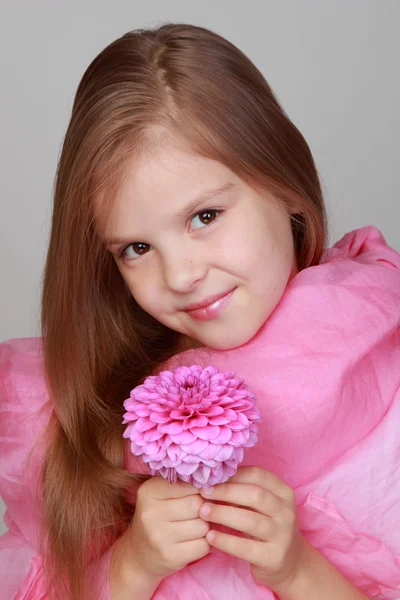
[1,226,400,599]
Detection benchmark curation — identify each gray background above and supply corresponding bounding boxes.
[0,1,399,534]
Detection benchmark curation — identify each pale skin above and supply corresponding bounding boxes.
[109,465,368,599]
[109,477,209,599]
[104,138,369,598]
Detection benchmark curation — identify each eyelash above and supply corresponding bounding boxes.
[117,208,223,261]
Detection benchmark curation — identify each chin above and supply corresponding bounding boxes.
[199,324,263,352]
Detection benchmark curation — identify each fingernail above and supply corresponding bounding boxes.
[206,530,215,543]
[200,504,211,516]
[202,486,215,495]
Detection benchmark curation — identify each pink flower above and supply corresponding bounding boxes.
[123,365,261,488]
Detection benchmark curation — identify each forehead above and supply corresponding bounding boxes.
[101,141,238,239]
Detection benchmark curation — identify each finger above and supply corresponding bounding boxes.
[200,502,275,541]
[164,494,204,522]
[206,529,265,566]
[201,482,281,516]
[175,538,211,567]
[229,466,293,500]
[141,476,200,500]
[173,518,210,543]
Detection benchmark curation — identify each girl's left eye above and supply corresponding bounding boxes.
[190,209,220,230]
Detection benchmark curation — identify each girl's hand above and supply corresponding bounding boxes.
[199,466,308,590]
[125,476,211,581]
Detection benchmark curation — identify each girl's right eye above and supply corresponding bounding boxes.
[119,242,151,260]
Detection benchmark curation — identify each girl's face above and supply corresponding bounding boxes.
[104,140,297,350]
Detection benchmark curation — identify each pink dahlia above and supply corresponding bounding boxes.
[123,365,261,488]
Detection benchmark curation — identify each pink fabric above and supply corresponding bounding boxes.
[0,342,113,599]
[1,226,400,599]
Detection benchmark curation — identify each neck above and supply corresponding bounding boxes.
[178,335,205,352]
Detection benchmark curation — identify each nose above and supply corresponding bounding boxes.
[162,250,208,294]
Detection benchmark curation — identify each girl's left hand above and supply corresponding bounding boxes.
[199,466,309,590]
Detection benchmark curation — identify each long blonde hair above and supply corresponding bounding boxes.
[39,23,327,599]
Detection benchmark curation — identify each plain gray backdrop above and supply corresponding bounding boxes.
[0,1,399,534]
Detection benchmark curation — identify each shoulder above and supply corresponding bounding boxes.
[322,226,400,271]
[264,225,400,348]
[296,226,400,306]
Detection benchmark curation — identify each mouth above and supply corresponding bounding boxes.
[182,288,237,322]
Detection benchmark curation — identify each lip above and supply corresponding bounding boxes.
[183,288,236,321]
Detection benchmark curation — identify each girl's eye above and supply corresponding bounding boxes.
[190,209,220,230]
[119,242,151,260]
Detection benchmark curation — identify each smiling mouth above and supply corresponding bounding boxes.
[183,288,236,321]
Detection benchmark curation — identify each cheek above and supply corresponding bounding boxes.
[246,224,294,292]
[217,217,258,272]
[122,268,161,312]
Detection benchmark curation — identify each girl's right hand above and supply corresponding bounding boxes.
[125,476,211,581]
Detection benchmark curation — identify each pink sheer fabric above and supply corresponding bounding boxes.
[0,338,113,599]
[1,226,400,599]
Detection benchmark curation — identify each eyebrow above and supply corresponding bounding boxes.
[105,181,237,246]
[175,181,237,219]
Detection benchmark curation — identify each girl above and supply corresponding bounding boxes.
[1,22,399,600]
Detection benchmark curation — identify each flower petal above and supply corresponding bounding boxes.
[175,462,198,476]
[192,464,211,485]
[148,403,170,412]
[144,446,167,461]
[228,420,247,431]
[123,398,142,410]
[188,415,209,428]
[133,407,151,417]
[129,440,143,456]
[167,443,185,461]
[142,428,165,442]
[179,439,209,455]
[245,409,262,422]
[134,391,156,401]
[215,445,234,461]
[170,408,193,420]
[199,405,224,417]
[141,441,161,455]
[234,447,244,463]
[122,413,138,423]
[182,454,201,464]
[207,415,231,425]
[169,430,197,444]
[211,426,232,444]
[199,443,222,460]
[149,412,171,424]
[246,431,258,447]
[230,430,247,446]
[207,465,229,486]
[158,421,184,434]
[191,425,220,440]
[221,408,237,420]
[122,423,134,439]
[135,417,155,432]
[161,456,180,468]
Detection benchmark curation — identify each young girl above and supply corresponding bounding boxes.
[1,22,399,600]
